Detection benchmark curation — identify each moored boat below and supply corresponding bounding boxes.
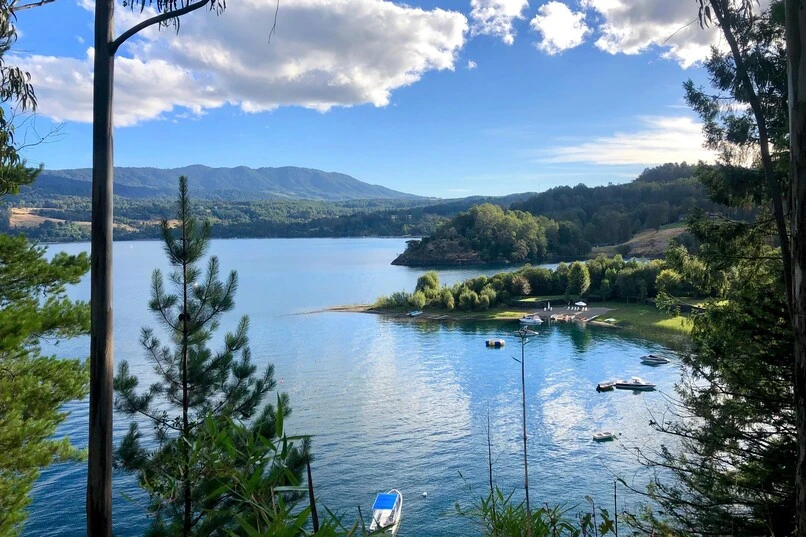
[615,376,656,391]
[519,313,543,325]
[369,489,403,535]
[596,381,616,392]
[593,431,616,442]
[406,310,422,317]
[640,354,670,365]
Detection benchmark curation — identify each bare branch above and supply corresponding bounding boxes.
[10,0,56,12]
[109,0,210,55]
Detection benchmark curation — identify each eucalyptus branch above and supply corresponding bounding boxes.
[109,0,210,54]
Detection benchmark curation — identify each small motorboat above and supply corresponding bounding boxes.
[486,339,506,348]
[596,381,616,392]
[641,354,670,365]
[369,489,403,535]
[406,310,422,317]
[615,376,657,391]
[592,431,616,442]
[519,313,543,325]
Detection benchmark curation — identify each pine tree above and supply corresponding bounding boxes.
[114,177,302,536]
[0,234,90,535]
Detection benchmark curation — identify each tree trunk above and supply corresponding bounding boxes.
[87,0,115,534]
[785,2,806,534]
[182,226,191,537]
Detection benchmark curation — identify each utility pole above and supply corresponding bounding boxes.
[513,326,538,537]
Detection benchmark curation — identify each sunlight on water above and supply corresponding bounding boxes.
[27,238,678,536]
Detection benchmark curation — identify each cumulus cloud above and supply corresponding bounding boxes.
[538,116,715,165]
[467,59,478,69]
[470,0,529,45]
[580,0,722,67]
[15,0,468,126]
[529,1,589,55]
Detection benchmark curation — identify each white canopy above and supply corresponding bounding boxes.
[575,301,587,307]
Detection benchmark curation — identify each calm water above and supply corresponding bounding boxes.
[27,238,677,536]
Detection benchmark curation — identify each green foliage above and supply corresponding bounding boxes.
[395,203,591,266]
[565,261,590,298]
[0,3,41,197]
[415,271,440,295]
[648,253,794,535]
[511,162,749,248]
[409,290,427,310]
[113,177,303,535]
[0,234,90,535]
[456,485,619,537]
[509,274,531,297]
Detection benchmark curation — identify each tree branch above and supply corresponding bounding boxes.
[10,0,57,12]
[109,0,210,55]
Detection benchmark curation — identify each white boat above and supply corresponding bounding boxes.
[615,376,656,391]
[486,339,506,348]
[640,354,670,365]
[592,431,616,442]
[369,489,403,535]
[406,310,422,317]
[596,381,616,392]
[519,313,543,325]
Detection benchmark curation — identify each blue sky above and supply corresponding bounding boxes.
[11,0,722,197]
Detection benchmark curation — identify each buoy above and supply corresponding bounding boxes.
[422,492,427,497]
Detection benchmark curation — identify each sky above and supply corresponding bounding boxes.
[10,0,724,197]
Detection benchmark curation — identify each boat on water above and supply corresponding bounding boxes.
[596,381,616,392]
[640,354,670,365]
[519,313,543,325]
[593,431,616,442]
[615,376,656,391]
[369,490,403,535]
[486,339,506,348]
[406,310,422,317]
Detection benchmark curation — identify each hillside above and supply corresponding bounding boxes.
[24,165,421,201]
[393,163,751,266]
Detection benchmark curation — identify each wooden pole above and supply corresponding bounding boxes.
[87,0,115,534]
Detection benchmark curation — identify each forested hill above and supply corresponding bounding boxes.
[393,163,753,266]
[26,165,421,201]
[509,162,740,245]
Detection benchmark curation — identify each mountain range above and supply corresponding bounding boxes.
[26,165,421,201]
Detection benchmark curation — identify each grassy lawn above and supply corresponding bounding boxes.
[596,301,692,335]
[515,295,566,304]
[660,221,687,230]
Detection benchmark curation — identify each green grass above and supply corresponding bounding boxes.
[660,221,687,230]
[596,301,691,335]
[515,295,566,304]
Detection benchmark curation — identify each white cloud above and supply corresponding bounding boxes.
[15,0,468,126]
[538,116,715,165]
[529,1,589,55]
[470,0,529,45]
[580,0,720,67]
[467,59,478,69]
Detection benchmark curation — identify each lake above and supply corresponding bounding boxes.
[26,238,678,536]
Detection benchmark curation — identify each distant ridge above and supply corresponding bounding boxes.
[27,165,422,201]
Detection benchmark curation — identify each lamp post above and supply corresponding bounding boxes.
[513,325,538,537]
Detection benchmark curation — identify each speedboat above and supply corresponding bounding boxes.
[406,310,422,317]
[615,377,656,391]
[592,431,616,442]
[519,313,543,325]
[369,489,403,535]
[641,354,670,365]
[596,381,616,392]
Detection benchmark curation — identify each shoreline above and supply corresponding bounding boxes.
[318,303,693,347]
